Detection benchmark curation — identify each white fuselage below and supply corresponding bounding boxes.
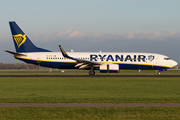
[15,52,178,70]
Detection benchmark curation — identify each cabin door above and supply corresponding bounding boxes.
[155,56,159,64]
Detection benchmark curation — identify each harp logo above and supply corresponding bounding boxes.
[148,55,155,62]
[13,34,26,48]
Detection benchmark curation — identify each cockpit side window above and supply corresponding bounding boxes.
[164,58,171,60]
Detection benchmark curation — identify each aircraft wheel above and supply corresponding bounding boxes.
[89,70,95,76]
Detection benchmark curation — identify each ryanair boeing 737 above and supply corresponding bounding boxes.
[5,21,178,75]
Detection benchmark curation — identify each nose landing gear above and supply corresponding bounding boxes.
[158,72,161,75]
[158,70,161,75]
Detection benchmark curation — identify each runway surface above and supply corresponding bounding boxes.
[0,75,180,77]
[1,103,180,107]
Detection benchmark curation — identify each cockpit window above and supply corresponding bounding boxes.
[164,58,171,60]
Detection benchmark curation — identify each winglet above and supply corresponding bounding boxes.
[59,45,69,57]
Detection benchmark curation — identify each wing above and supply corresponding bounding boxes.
[59,45,102,69]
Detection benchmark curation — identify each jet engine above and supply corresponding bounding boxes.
[99,64,119,73]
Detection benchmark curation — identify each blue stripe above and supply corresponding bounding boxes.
[16,57,169,70]
[100,70,108,73]
[118,63,168,70]
[109,70,119,73]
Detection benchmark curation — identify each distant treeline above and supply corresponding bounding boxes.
[0,63,48,70]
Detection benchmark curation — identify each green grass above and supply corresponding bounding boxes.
[0,69,180,75]
[0,107,180,120]
[1,71,180,119]
[0,77,180,103]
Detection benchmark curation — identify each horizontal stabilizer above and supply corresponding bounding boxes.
[4,50,26,56]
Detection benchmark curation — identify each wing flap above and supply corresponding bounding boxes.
[79,64,90,69]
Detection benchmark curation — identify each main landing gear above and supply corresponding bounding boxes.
[89,69,95,76]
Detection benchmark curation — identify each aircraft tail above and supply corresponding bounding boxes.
[9,21,51,53]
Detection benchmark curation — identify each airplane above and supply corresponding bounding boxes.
[5,21,178,75]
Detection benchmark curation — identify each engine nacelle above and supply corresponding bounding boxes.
[99,64,119,73]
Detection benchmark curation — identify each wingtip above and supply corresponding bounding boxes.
[4,50,9,52]
[59,45,68,57]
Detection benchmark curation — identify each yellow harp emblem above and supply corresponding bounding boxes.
[13,34,27,48]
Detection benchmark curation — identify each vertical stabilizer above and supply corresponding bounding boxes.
[9,21,51,53]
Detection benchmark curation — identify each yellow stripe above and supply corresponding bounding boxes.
[15,56,171,68]
[100,69,108,71]
[100,70,119,71]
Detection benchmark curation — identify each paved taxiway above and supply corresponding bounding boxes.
[0,75,180,77]
[1,103,180,107]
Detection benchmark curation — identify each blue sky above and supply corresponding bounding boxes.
[1,0,180,64]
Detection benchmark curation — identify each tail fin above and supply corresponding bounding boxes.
[9,21,51,53]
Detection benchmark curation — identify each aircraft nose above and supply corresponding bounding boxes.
[171,60,178,68]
